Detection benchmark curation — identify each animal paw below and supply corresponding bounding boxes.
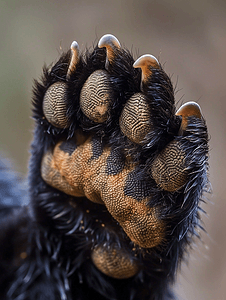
[31,34,209,279]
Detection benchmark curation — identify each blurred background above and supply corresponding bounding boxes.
[0,0,225,298]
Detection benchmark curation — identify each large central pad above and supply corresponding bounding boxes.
[41,137,165,249]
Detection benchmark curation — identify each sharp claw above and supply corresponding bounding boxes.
[133,54,160,91]
[66,41,80,80]
[98,34,121,50]
[176,101,202,132]
[98,34,121,68]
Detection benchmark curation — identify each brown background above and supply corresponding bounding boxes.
[0,0,225,299]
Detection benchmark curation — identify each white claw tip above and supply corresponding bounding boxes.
[133,54,160,88]
[98,34,121,49]
[176,101,203,132]
[71,41,79,52]
[176,101,202,119]
[66,40,80,80]
[133,54,159,69]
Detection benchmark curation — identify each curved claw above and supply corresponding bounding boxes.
[66,41,80,80]
[133,54,160,90]
[176,101,202,132]
[98,34,121,68]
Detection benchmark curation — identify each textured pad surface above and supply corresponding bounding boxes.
[43,82,70,128]
[41,139,165,249]
[80,70,113,123]
[91,244,140,279]
[151,140,188,192]
[119,93,152,144]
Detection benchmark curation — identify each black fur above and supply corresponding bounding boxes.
[0,40,209,300]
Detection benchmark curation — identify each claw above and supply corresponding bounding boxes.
[176,102,202,132]
[98,34,121,69]
[66,41,79,80]
[133,54,160,90]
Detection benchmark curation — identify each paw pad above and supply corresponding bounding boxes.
[119,93,151,144]
[91,244,139,279]
[43,82,70,128]
[151,140,188,192]
[80,70,113,123]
